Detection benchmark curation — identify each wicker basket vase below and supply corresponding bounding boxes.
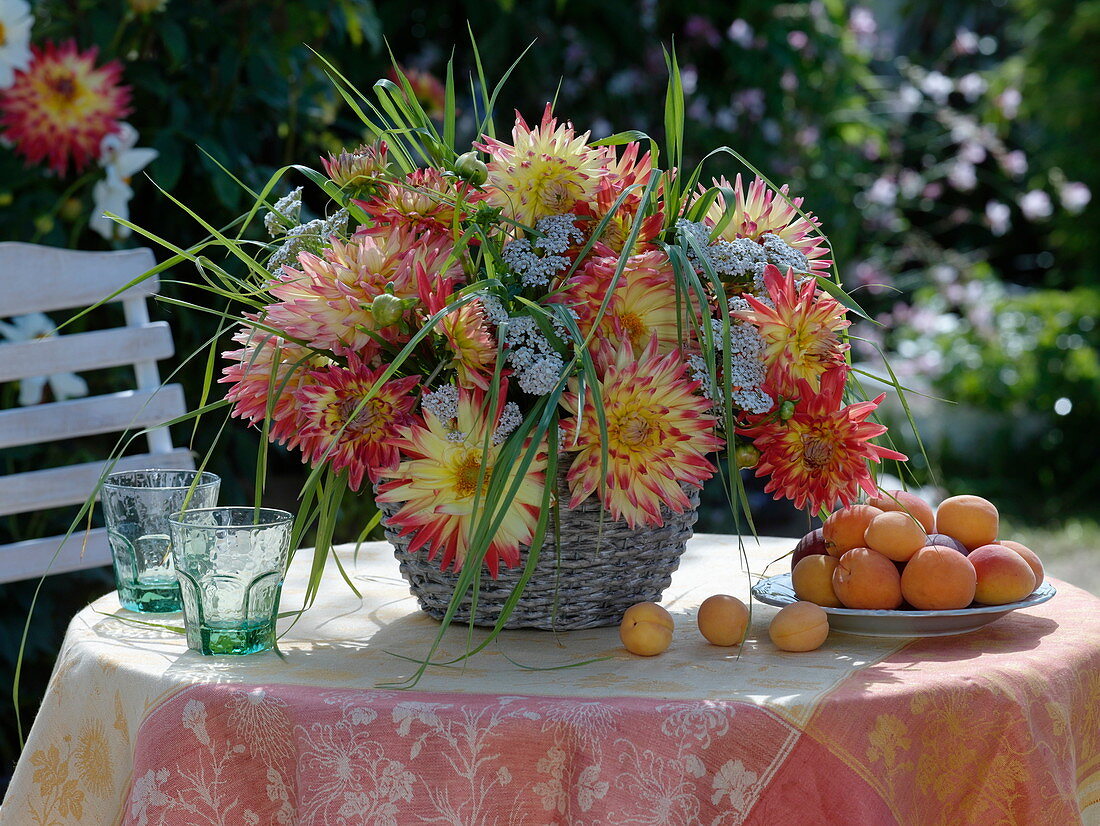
[378,467,701,630]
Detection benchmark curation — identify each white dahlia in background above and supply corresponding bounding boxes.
[90,122,159,241]
[0,0,32,90]
[0,313,88,405]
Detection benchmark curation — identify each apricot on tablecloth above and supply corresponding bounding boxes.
[769,601,830,652]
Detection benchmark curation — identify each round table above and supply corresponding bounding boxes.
[3,535,1099,825]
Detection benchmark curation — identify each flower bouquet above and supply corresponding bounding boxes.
[154,52,906,639]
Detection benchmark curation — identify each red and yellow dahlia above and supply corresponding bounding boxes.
[355,166,483,236]
[294,357,420,491]
[734,264,850,396]
[265,229,461,357]
[740,369,907,513]
[375,385,547,575]
[561,336,722,528]
[417,268,498,390]
[587,142,664,255]
[557,250,686,358]
[699,174,831,272]
[0,40,131,175]
[477,104,606,226]
[220,324,328,450]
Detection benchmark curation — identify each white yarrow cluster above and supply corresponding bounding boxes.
[267,209,349,273]
[477,293,510,326]
[493,402,523,444]
[422,384,460,424]
[688,320,772,415]
[264,187,303,237]
[676,220,810,304]
[502,316,564,396]
[501,213,584,287]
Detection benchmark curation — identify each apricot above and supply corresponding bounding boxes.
[935,495,999,551]
[970,544,1037,605]
[696,594,749,646]
[769,602,830,652]
[868,489,936,534]
[792,555,843,608]
[620,602,674,656]
[791,527,827,570]
[823,505,884,558]
[901,545,977,610]
[621,601,674,631]
[926,533,969,555]
[832,547,903,610]
[999,540,1044,586]
[864,511,929,562]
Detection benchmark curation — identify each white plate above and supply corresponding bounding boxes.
[750,573,1057,637]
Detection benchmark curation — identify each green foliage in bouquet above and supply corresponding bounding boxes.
[98,38,913,685]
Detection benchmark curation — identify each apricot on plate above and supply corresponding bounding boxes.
[792,555,843,608]
[936,495,999,551]
[901,545,977,610]
[868,489,936,534]
[970,544,1037,605]
[832,547,903,610]
[696,594,749,646]
[769,602,830,652]
[864,510,928,562]
[791,527,828,571]
[619,602,674,656]
[823,505,884,557]
[998,540,1044,586]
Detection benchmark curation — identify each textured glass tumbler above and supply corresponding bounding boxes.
[102,470,221,613]
[168,507,293,655]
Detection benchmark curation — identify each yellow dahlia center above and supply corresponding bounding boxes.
[613,408,660,449]
[616,311,646,345]
[800,427,838,470]
[338,397,387,438]
[453,451,489,498]
[47,71,79,105]
[536,172,579,212]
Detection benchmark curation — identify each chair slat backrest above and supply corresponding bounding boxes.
[0,242,193,583]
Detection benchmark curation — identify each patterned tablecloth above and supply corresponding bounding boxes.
[3,534,1099,826]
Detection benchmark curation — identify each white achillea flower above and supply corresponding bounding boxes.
[493,402,523,444]
[478,293,510,326]
[422,385,460,424]
[266,209,349,272]
[687,320,771,414]
[264,187,303,237]
[501,213,584,287]
[503,316,565,395]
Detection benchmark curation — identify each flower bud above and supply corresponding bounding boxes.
[454,151,488,186]
[779,400,796,421]
[370,293,407,327]
[734,443,760,469]
[321,142,389,190]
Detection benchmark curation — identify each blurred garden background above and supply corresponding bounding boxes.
[1,0,1097,790]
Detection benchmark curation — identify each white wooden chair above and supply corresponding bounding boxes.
[0,243,194,583]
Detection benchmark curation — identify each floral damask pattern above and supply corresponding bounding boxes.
[113,686,800,826]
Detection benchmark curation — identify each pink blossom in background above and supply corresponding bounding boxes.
[1019,189,1053,221]
[1060,182,1092,214]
